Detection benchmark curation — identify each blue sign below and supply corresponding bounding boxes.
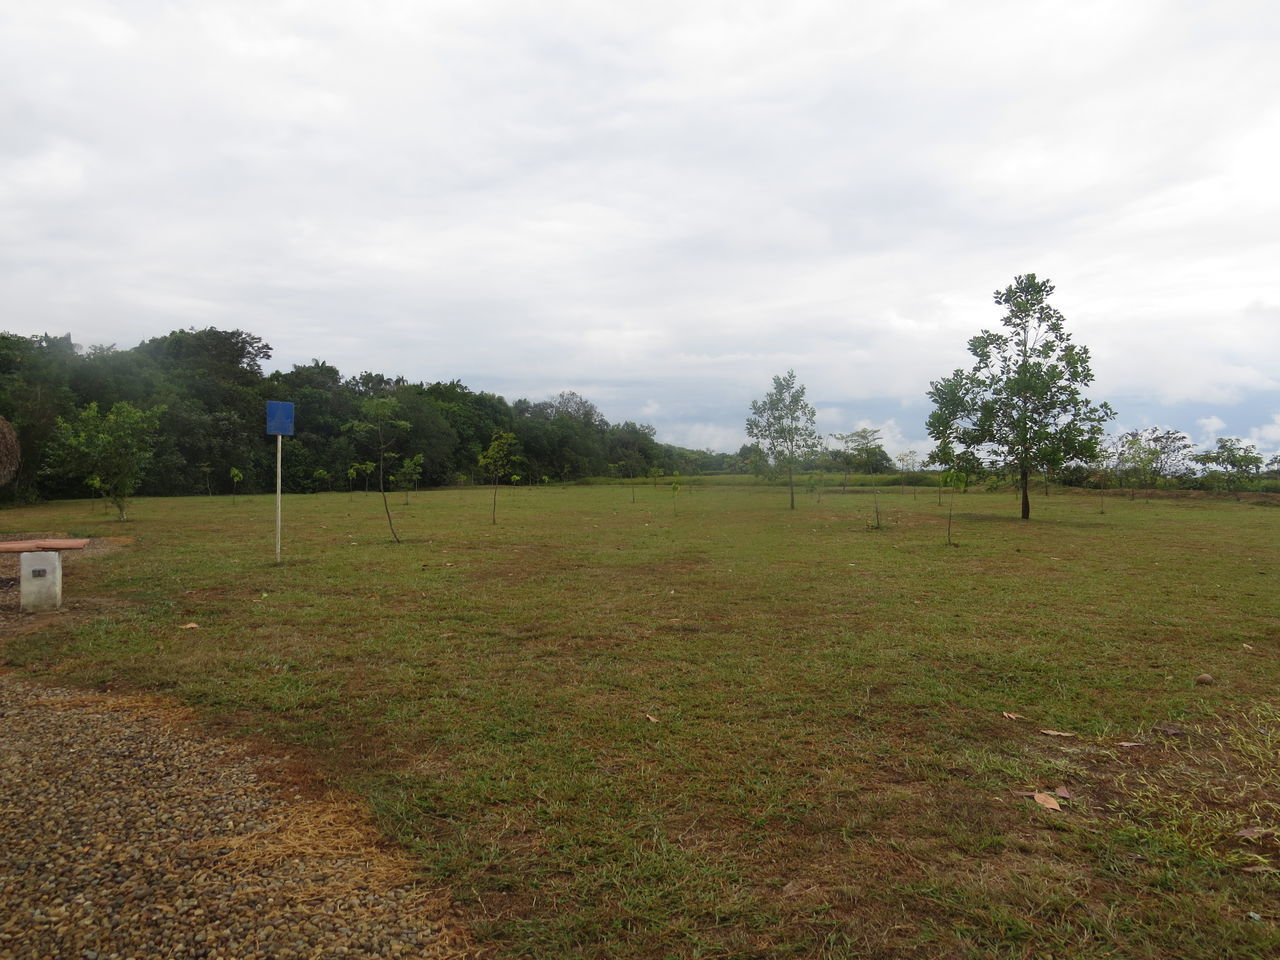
[266,401,295,436]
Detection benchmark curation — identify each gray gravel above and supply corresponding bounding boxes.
[0,672,480,960]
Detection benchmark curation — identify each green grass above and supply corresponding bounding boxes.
[3,483,1279,958]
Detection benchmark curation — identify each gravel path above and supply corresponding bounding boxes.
[0,672,482,960]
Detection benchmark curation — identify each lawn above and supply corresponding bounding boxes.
[3,481,1278,958]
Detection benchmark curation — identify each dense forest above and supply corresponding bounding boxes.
[0,328,740,503]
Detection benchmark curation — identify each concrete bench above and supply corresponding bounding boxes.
[0,539,91,612]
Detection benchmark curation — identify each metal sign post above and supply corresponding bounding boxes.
[265,402,295,564]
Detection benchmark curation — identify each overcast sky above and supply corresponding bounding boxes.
[3,1,1278,457]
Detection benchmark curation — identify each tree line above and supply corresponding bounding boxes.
[0,327,736,506]
[744,274,1278,517]
[5,276,1276,519]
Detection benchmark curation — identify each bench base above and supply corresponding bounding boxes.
[20,551,63,612]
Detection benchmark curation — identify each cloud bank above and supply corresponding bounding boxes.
[2,1,1278,455]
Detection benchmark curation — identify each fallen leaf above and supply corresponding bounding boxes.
[1242,643,1254,651]
[177,622,199,629]
[1236,827,1278,839]
[1002,712,1026,720]
[1032,793,1062,811]
[1054,786,1074,800]
[1040,729,1076,738]
[645,714,659,723]
[1118,742,1144,748]
[1243,868,1277,876]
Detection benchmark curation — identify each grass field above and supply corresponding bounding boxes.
[3,481,1278,958]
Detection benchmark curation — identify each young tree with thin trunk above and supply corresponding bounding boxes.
[478,431,519,524]
[391,454,424,505]
[343,397,408,542]
[746,369,821,510]
[926,274,1114,519]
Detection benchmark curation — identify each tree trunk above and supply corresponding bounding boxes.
[1020,467,1031,519]
[378,454,400,543]
[788,463,795,509]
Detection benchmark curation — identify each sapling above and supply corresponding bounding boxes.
[942,468,965,547]
[342,397,409,543]
[479,431,519,524]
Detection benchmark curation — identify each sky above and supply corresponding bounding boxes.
[2,1,1278,458]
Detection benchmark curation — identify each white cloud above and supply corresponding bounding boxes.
[1,1,1278,450]
[1248,413,1280,455]
[1195,416,1228,446]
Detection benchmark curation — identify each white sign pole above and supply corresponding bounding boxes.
[275,433,283,564]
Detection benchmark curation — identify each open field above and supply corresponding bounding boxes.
[3,482,1279,958]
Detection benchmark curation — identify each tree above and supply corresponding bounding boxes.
[478,431,520,524]
[926,274,1114,519]
[1111,427,1194,489]
[0,416,18,486]
[348,461,375,493]
[390,453,424,504]
[746,369,821,509]
[43,401,163,520]
[831,428,893,477]
[343,397,409,542]
[896,449,919,497]
[0,333,79,501]
[1192,437,1263,497]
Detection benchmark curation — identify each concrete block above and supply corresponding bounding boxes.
[20,551,62,612]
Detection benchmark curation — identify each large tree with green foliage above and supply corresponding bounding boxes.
[0,332,80,501]
[43,401,163,520]
[746,369,821,509]
[926,274,1114,519]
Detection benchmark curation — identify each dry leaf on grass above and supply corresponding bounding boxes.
[1118,741,1143,748]
[1040,729,1076,738]
[1054,786,1074,800]
[645,714,659,723]
[1242,865,1277,874]
[177,622,199,630]
[1032,793,1063,812]
[1002,712,1026,720]
[1236,827,1277,839]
